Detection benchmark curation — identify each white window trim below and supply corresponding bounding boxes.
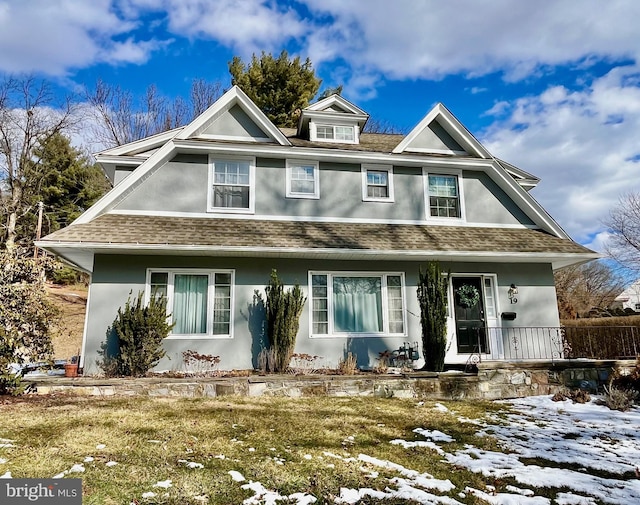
[207,155,255,214]
[145,268,235,340]
[286,159,320,199]
[362,164,394,202]
[308,271,407,338]
[309,120,360,145]
[423,167,466,223]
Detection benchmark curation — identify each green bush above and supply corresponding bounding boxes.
[264,270,306,373]
[51,265,87,286]
[0,253,57,394]
[99,292,174,377]
[417,262,449,372]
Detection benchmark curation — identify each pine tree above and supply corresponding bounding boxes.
[229,50,322,127]
[32,132,110,234]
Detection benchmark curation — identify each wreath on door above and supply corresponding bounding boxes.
[456,284,480,308]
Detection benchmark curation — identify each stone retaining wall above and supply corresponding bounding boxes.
[30,360,636,400]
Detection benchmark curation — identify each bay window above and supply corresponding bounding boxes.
[147,269,234,338]
[310,272,406,336]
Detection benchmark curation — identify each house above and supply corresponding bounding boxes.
[613,279,640,313]
[38,87,598,373]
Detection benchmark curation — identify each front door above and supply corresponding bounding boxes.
[453,276,488,354]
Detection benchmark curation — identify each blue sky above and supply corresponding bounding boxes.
[1,0,640,251]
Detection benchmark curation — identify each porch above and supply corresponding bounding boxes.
[463,325,640,365]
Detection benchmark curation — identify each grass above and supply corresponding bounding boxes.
[0,396,506,504]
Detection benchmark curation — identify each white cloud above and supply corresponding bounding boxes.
[300,0,640,81]
[0,0,166,75]
[481,64,640,244]
[161,0,306,57]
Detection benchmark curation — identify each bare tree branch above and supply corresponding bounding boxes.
[0,76,77,252]
[85,78,223,148]
[605,192,640,272]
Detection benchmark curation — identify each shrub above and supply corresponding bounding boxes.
[264,270,306,373]
[551,388,591,403]
[610,357,640,393]
[182,350,221,376]
[0,253,57,394]
[51,265,87,286]
[417,262,449,372]
[600,385,638,411]
[338,352,358,375]
[99,292,174,377]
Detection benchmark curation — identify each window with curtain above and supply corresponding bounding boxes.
[311,272,405,336]
[428,174,460,218]
[147,270,234,338]
[211,159,252,210]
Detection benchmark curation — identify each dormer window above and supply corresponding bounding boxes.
[310,122,359,144]
[299,94,368,145]
[316,125,355,142]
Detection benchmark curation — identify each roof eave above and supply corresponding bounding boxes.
[36,241,601,273]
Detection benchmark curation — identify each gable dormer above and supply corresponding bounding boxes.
[176,85,290,145]
[393,103,490,158]
[298,94,369,145]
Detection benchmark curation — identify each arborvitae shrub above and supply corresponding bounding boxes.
[99,292,174,377]
[417,262,449,372]
[264,270,306,372]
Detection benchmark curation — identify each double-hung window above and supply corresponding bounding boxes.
[147,269,234,338]
[362,164,393,201]
[209,156,254,213]
[286,160,319,198]
[310,272,406,336]
[427,172,462,218]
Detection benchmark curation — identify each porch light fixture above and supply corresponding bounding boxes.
[508,284,518,304]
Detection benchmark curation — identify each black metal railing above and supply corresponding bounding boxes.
[468,326,640,363]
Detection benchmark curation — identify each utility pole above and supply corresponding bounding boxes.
[33,201,44,259]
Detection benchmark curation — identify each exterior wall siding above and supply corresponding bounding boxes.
[114,155,534,226]
[82,254,559,375]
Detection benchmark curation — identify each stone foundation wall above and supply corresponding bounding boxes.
[31,360,636,400]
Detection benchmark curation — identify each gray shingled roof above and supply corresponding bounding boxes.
[41,214,593,256]
[279,128,410,154]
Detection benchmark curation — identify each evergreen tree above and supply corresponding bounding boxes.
[36,133,110,233]
[417,262,449,372]
[229,50,322,127]
[0,77,76,252]
[264,269,306,372]
[3,132,109,252]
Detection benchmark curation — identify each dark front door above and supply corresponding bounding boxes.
[453,277,488,354]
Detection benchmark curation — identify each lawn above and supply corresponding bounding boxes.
[0,395,638,504]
